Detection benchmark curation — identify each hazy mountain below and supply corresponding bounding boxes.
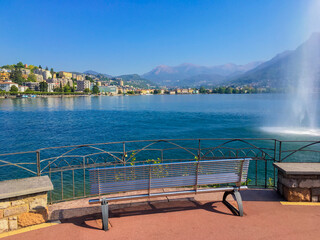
[178,74,226,87]
[142,62,262,87]
[83,70,112,78]
[115,74,157,88]
[230,33,320,88]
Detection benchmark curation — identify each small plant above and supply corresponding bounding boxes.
[267,177,274,188]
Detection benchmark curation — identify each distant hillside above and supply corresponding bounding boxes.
[115,74,157,88]
[142,62,262,87]
[178,74,226,87]
[83,70,112,78]
[230,33,320,88]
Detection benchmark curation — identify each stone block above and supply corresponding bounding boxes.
[0,219,8,233]
[299,179,320,188]
[8,216,17,230]
[0,201,10,209]
[0,210,3,219]
[312,188,320,196]
[11,199,26,207]
[278,176,298,188]
[283,186,310,202]
[18,208,48,228]
[29,196,47,210]
[311,196,319,202]
[4,204,28,217]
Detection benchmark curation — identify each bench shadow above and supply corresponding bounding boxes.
[57,199,234,230]
[241,189,284,202]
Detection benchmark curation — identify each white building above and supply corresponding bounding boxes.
[19,86,28,92]
[77,80,91,91]
[0,82,19,92]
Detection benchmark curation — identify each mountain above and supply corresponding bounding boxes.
[142,62,262,87]
[83,70,112,78]
[115,74,157,89]
[230,33,320,88]
[177,74,226,87]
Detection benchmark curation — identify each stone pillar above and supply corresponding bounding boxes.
[0,176,53,233]
[274,163,320,202]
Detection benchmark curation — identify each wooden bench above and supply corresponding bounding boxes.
[89,158,251,230]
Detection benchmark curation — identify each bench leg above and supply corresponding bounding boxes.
[222,189,244,216]
[101,198,109,231]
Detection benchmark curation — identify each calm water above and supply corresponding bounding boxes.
[1,94,319,154]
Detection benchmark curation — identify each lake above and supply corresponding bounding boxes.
[0,94,319,154]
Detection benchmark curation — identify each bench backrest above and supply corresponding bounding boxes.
[89,158,250,196]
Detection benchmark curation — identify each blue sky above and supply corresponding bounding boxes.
[0,0,319,75]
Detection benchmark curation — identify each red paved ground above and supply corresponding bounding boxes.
[5,190,320,240]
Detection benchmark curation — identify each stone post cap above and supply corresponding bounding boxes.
[0,176,53,200]
[273,162,320,175]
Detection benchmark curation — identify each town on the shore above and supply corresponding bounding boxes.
[0,62,274,97]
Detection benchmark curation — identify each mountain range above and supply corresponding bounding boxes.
[142,62,263,87]
[83,33,320,89]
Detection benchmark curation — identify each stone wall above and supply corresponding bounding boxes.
[277,171,320,202]
[0,192,48,233]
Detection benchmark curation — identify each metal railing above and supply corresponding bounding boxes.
[1,138,320,204]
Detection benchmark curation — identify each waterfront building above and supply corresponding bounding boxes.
[19,85,28,92]
[120,80,124,86]
[99,86,118,94]
[0,81,19,92]
[58,71,72,79]
[77,80,91,91]
[169,91,176,95]
[181,89,189,94]
[47,83,58,92]
[24,82,39,91]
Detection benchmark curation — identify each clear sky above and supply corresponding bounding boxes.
[1,0,319,75]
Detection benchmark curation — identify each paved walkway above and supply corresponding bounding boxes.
[4,189,320,240]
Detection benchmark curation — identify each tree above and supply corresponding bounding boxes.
[218,87,226,94]
[84,88,90,93]
[25,88,33,94]
[39,82,48,92]
[153,89,161,94]
[225,87,233,94]
[10,85,19,94]
[199,86,206,94]
[39,65,42,69]
[27,73,37,82]
[16,62,24,69]
[10,69,25,85]
[45,66,48,70]
[92,85,100,94]
[63,84,71,93]
[50,68,54,76]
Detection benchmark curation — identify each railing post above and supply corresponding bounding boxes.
[36,150,41,176]
[148,165,151,196]
[279,141,282,162]
[198,139,201,161]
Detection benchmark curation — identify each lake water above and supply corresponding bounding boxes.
[1,94,319,154]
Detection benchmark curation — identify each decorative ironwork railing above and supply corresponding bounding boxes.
[1,138,320,204]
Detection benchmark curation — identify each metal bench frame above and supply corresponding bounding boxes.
[89,158,251,231]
